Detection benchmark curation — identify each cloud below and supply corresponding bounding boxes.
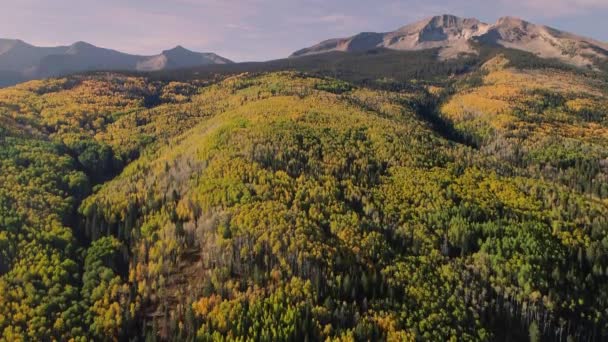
[291,13,364,32]
[225,23,257,31]
[500,0,608,17]
[317,14,356,24]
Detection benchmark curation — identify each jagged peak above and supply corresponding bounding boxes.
[426,14,479,27]
[399,14,485,32]
[495,16,533,28]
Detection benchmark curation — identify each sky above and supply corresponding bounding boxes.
[1,0,608,62]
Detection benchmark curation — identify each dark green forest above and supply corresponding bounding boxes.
[1,49,608,341]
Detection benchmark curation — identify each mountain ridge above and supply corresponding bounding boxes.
[0,39,232,86]
[291,14,608,69]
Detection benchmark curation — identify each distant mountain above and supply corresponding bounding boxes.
[476,17,608,67]
[0,39,232,86]
[136,46,232,71]
[291,14,608,68]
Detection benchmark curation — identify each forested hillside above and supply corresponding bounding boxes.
[1,53,607,341]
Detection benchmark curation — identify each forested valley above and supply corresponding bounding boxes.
[1,51,608,341]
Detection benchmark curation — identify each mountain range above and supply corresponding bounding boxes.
[292,14,608,69]
[0,39,232,86]
[2,14,608,88]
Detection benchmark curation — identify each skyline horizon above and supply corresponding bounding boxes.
[2,1,608,62]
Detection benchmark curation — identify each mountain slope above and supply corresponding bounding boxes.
[0,40,232,86]
[136,45,232,71]
[35,41,141,77]
[292,15,489,59]
[2,55,608,340]
[292,14,608,68]
[0,39,68,72]
[476,16,608,67]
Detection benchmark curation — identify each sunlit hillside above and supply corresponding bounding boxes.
[1,54,607,341]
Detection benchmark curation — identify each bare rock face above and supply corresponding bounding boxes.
[476,17,608,67]
[384,15,490,59]
[291,14,608,68]
[390,15,489,46]
[291,15,489,58]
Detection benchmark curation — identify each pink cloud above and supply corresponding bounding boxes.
[501,0,608,17]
